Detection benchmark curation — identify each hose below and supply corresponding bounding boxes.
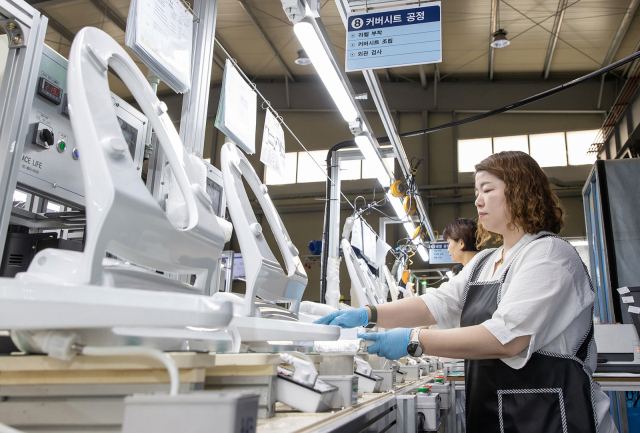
[81,346,180,396]
[320,140,356,303]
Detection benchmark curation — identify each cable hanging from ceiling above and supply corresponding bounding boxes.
[376,48,640,142]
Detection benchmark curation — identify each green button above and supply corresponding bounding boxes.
[59,141,65,150]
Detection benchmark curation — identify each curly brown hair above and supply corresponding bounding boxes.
[474,151,565,247]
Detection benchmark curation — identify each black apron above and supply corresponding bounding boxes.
[460,233,599,433]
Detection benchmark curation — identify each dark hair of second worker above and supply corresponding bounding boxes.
[442,218,479,252]
[474,151,565,248]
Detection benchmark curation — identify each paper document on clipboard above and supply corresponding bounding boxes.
[215,59,258,154]
[126,0,193,93]
[260,110,285,177]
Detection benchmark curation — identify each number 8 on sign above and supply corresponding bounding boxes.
[352,18,363,29]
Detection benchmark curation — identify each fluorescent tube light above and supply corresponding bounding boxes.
[416,244,429,261]
[355,135,391,187]
[387,193,407,219]
[294,21,358,122]
[403,222,416,235]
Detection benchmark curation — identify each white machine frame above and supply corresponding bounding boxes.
[342,238,384,307]
[0,27,234,334]
[216,141,340,343]
[0,0,48,264]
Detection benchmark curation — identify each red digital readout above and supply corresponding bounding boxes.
[43,81,61,98]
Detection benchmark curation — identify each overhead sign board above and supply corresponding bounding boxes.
[345,2,442,72]
[429,242,453,264]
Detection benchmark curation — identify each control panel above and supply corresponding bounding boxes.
[17,44,148,208]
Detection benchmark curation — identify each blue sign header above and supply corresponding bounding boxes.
[345,2,442,72]
[348,5,440,32]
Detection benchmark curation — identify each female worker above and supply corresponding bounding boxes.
[443,218,479,268]
[315,151,614,432]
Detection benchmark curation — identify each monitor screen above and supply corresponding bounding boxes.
[232,253,245,280]
[117,116,138,159]
[206,177,224,217]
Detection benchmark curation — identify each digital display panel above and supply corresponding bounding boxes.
[117,116,139,160]
[37,77,62,105]
[206,177,224,217]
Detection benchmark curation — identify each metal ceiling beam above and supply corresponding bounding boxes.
[87,0,127,33]
[597,0,640,108]
[622,38,640,77]
[419,64,427,89]
[488,0,498,81]
[542,0,568,80]
[237,0,295,82]
[26,0,74,7]
[601,0,640,68]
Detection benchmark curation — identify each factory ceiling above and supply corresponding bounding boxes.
[22,0,640,99]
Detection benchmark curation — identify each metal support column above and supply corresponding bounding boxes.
[327,151,342,262]
[0,0,48,264]
[179,0,219,157]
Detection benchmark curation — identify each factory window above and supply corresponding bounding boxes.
[458,138,492,172]
[529,132,567,167]
[458,129,598,172]
[362,157,395,180]
[264,149,394,185]
[567,130,599,166]
[297,150,328,183]
[493,135,529,154]
[339,158,362,180]
[264,152,298,185]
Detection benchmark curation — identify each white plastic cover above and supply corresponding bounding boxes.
[300,301,337,317]
[325,256,342,308]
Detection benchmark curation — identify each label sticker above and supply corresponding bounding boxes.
[618,287,630,294]
[629,306,640,314]
[623,296,635,304]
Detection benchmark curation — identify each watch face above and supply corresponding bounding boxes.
[407,342,419,356]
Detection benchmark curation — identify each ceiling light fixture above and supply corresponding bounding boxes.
[355,134,391,187]
[293,20,358,122]
[491,29,510,49]
[294,49,311,66]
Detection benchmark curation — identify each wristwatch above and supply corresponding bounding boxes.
[407,327,424,357]
[365,305,377,329]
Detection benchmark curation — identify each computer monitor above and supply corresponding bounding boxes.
[232,253,245,280]
[203,161,226,218]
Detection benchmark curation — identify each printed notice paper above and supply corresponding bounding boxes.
[260,110,286,177]
[215,60,258,154]
[126,0,193,93]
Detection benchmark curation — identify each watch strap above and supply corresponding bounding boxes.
[366,304,377,325]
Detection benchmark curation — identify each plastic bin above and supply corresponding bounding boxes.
[403,364,421,381]
[122,391,259,433]
[356,371,382,393]
[372,369,396,392]
[319,375,358,409]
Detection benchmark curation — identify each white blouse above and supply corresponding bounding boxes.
[420,232,616,432]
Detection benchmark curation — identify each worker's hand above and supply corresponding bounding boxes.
[358,328,412,360]
[313,307,369,328]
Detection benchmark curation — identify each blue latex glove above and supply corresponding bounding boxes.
[313,307,369,328]
[358,328,412,360]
